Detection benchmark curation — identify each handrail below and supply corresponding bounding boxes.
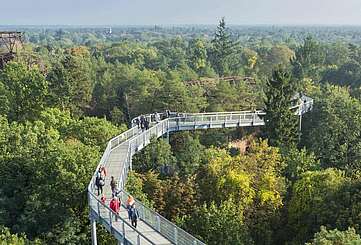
[88,191,156,245]
[88,95,313,244]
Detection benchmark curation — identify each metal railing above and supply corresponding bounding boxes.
[88,98,313,244]
[88,191,156,245]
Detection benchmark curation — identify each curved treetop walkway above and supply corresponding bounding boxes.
[88,95,313,245]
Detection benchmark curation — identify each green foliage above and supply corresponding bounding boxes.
[154,73,207,113]
[170,132,205,176]
[293,36,326,80]
[0,226,41,245]
[133,138,176,174]
[196,139,285,244]
[0,62,48,121]
[125,171,155,208]
[48,46,94,114]
[67,116,125,148]
[6,25,361,245]
[209,18,241,76]
[264,67,299,147]
[288,169,347,243]
[183,199,253,245]
[302,85,361,171]
[283,147,320,181]
[207,80,258,111]
[306,226,361,245]
[188,38,211,75]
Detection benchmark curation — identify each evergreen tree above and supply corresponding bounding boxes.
[209,17,240,77]
[263,67,299,147]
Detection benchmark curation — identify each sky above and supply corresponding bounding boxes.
[2,0,361,26]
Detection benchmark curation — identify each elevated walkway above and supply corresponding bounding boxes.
[88,96,313,245]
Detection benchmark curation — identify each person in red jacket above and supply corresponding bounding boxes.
[109,196,120,221]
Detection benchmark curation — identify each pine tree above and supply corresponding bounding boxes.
[264,67,299,147]
[209,17,239,77]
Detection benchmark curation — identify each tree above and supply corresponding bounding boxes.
[207,80,257,112]
[288,169,347,244]
[0,62,48,121]
[183,199,253,245]
[47,46,95,114]
[282,147,320,182]
[154,72,207,113]
[322,60,361,87]
[292,36,326,80]
[306,226,361,245]
[170,132,205,176]
[209,17,240,76]
[188,38,208,74]
[196,139,286,244]
[133,138,176,174]
[263,67,299,147]
[302,85,361,171]
[0,226,41,245]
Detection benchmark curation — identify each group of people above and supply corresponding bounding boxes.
[95,166,140,228]
[133,111,166,131]
[134,115,150,132]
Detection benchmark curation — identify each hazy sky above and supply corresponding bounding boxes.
[2,0,361,25]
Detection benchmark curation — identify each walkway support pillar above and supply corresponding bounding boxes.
[91,218,97,245]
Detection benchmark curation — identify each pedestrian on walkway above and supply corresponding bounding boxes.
[95,170,105,195]
[110,196,121,221]
[135,117,140,129]
[99,165,107,178]
[126,195,135,220]
[110,176,118,195]
[144,119,149,130]
[130,205,140,228]
[155,112,160,123]
[140,116,145,132]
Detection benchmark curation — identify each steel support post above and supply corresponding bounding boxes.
[91,218,97,245]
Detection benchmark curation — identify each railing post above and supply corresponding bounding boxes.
[109,211,112,227]
[91,218,97,245]
[128,145,132,171]
[174,227,178,245]
[97,200,100,216]
[137,234,141,245]
[156,216,160,232]
[122,221,126,243]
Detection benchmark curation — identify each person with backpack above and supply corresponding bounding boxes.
[95,169,105,196]
[129,204,139,228]
[144,119,149,130]
[99,165,107,178]
[109,196,121,221]
[126,195,135,220]
[110,176,118,195]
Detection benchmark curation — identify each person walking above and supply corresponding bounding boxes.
[144,119,149,130]
[155,112,160,123]
[126,195,135,220]
[130,205,140,228]
[95,170,105,195]
[99,165,107,177]
[110,196,121,221]
[134,117,140,129]
[140,116,145,132]
[110,176,118,195]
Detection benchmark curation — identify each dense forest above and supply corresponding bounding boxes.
[1,19,361,244]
